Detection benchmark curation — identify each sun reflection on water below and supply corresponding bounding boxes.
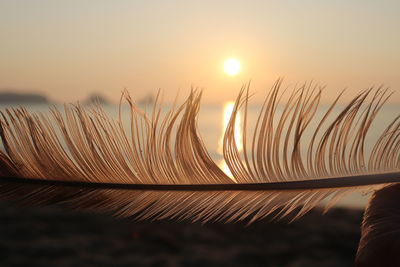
[218,101,243,178]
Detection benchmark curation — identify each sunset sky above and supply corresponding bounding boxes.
[1,0,399,103]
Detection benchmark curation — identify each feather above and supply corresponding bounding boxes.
[0,79,399,224]
[355,184,400,266]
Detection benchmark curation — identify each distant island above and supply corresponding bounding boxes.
[83,93,111,106]
[0,92,49,104]
[138,93,155,105]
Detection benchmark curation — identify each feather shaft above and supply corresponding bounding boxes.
[1,171,399,191]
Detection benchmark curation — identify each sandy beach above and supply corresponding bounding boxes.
[0,204,363,266]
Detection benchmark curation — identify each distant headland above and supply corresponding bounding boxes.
[0,90,156,106]
[0,92,49,104]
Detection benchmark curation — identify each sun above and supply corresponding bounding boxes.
[224,58,240,76]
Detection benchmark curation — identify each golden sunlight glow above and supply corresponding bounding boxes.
[218,101,243,178]
[219,160,233,178]
[223,58,241,76]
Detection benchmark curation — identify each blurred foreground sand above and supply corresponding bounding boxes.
[0,204,362,267]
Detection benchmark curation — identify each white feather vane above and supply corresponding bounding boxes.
[0,79,399,223]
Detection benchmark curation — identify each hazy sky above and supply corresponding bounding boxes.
[1,0,399,103]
